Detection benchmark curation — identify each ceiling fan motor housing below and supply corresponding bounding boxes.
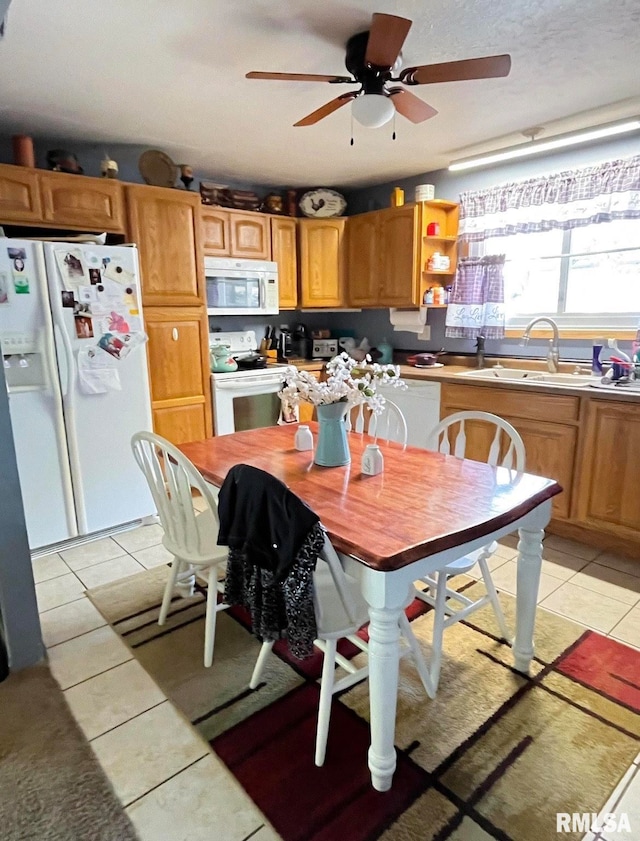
[345,31,391,95]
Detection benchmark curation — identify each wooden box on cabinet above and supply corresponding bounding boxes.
[271,216,298,309]
[299,218,346,308]
[40,171,125,232]
[144,307,212,444]
[127,185,203,306]
[0,163,42,223]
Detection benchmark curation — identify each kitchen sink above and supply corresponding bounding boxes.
[458,368,596,387]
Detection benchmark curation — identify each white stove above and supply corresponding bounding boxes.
[209,330,291,435]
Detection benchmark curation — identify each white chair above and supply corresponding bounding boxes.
[131,432,229,668]
[345,398,408,449]
[414,411,526,693]
[249,530,434,766]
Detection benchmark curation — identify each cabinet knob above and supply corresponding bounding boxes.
[172,328,179,341]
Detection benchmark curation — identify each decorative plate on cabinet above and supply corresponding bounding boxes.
[299,188,347,218]
[138,150,178,188]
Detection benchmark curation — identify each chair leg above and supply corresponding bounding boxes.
[315,638,337,767]
[478,557,512,642]
[429,570,448,694]
[203,565,218,668]
[250,641,274,690]
[398,613,436,699]
[158,558,182,626]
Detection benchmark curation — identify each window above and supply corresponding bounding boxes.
[485,218,640,328]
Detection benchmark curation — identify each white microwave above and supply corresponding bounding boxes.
[205,257,279,316]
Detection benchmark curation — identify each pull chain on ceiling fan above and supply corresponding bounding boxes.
[246,12,511,128]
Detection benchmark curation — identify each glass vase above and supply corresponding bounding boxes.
[314,402,351,467]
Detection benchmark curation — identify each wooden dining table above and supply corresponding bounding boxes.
[180,423,561,792]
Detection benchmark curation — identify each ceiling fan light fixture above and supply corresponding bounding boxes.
[352,93,395,128]
[448,117,640,172]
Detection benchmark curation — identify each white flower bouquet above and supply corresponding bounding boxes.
[280,352,406,415]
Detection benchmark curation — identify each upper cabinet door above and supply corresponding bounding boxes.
[229,212,271,259]
[346,212,379,307]
[127,185,203,306]
[377,205,420,307]
[271,217,298,309]
[0,164,42,223]
[200,208,231,256]
[299,218,346,308]
[40,171,125,232]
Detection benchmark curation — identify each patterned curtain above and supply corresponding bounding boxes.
[459,154,640,243]
[445,255,506,339]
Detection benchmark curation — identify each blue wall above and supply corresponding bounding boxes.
[0,134,278,194]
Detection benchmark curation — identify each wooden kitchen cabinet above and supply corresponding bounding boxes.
[271,216,298,309]
[346,211,379,307]
[440,383,579,520]
[0,164,42,223]
[377,204,421,306]
[199,207,271,259]
[229,210,271,259]
[200,207,231,256]
[420,200,459,289]
[346,205,419,307]
[40,171,125,232]
[576,400,640,537]
[299,218,346,308]
[143,307,212,444]
[127,185,203,306]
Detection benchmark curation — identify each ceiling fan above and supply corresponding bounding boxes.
[246,12,511,129]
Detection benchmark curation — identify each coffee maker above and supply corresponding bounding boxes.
[277,325,294,361]
[292,322,312,359]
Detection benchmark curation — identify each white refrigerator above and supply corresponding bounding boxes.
[0,239,154,550]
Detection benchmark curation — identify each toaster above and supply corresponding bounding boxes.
[311,338,338,359]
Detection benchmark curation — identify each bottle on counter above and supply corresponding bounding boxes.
[361,443,384,476]
[294,424,314,451]
[592,338,604,375]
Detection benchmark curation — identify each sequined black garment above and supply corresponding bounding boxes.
[224,522,324,659]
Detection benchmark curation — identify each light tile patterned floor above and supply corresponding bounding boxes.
[34,521,640,841]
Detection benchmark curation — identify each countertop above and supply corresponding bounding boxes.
[284,356,640,403]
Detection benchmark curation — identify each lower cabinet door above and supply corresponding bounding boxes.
[144,307,212,442]
[153,403,208,445]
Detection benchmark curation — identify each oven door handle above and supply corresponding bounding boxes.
[214,376,284,391]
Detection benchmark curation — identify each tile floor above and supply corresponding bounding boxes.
[33,513,640,841]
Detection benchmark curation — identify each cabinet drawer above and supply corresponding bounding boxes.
[0,164,42,222]
[441,383,579,423]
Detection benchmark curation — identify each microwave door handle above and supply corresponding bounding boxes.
[258,276,264,310]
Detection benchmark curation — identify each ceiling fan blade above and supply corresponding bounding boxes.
[388,88,438,123]
[294,93,357,127]
[401,54,511,85]
[364,12,412,68]
[246,71,354,83]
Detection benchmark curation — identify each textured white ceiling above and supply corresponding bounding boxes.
[0,0,639,187]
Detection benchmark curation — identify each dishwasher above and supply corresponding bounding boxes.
[378,380,441,449]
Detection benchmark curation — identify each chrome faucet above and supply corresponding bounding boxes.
[475,334,486,369]
[521,317,560,373]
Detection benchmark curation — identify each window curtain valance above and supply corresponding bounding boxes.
[459,154,640,242]
[445,255,506,339]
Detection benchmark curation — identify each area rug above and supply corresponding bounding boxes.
[0,664,139,841]
[88,567,640,841]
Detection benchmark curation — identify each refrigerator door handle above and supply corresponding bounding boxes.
[53,323,72,396]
